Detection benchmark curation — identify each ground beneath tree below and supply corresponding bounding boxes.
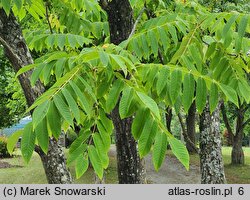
[0,160,23,169]
[109,145,200,184]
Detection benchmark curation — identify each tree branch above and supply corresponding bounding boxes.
[220,102,234,136]
[177,112,199,154]
[128,7,146,39]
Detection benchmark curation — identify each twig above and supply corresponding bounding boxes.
[128,7,146,39]
[45,2,53,34]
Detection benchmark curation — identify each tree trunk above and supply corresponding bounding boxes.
[232,109,244,164]
[221,102,245,165]
[186,101,197,153]
[102,0,146,183]
[199,102,226,184]
[0,9,72,183]
[36,139,72,183]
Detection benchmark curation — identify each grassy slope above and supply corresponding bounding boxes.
[0,147,249,184]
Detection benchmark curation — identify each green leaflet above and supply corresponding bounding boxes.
[110,55,127,77]
[209,82,219,113]
[132,108,150,140]
[21,122,36,163]
[182,73,195,112]
[99,109,113,134]
[170,69,182,104]
[196,78,207,113]
[213,57,229,80]
[156,67,169,96]
[30,63,44,86]
[119,87,134,119]
[148,30,159,57]
[96,121,111,152]
[235,15,248,53]
[88,145,103,180]
[1,0,11,15]
[56,34,66,50]
[13,0,22,11]
[138,118,158,157]
[93,133,109,169]
[168,24,178,45]
[153,131,168,171]
[75,155,89,179]
[205,42,216,59]
[106,79,124,113]
[61,88,80,124]
[136,91,161,119]
[170,32,192,64]
[69,80,91,116]
[67,143,87,165]
[47,101,62,139]
[69,131,91,155]
[32,100,50,129]
[77,75,97,103]
[219,84,238,107]
[189,44,202,72]
[7,129,23,155]
[238,80,250,103]
[35,118,49,153]
[222,15,238,37]
[168,136,189,170]
[54,94,74,126]
[99,49,110,67]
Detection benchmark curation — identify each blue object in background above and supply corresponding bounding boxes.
[0,116,32,137]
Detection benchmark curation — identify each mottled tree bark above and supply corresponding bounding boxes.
[199,102,226,184]
[0,9,72,183]
[186,101,197,153]
[101,0,146,183]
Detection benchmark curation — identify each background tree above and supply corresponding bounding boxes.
[0,5,72,183]
[0,52,26,129]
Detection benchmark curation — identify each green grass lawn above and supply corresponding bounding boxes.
[0,150,118,184]
[188,147,250,184]
[0,147,249,184]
